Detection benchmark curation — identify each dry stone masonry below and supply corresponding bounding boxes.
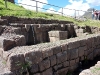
[0,16,100,75]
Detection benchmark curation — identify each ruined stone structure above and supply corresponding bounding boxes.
[0,16,100,75]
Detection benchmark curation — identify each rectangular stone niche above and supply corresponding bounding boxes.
[48,31,68,42]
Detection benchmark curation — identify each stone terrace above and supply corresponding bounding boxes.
[0,16,100,75]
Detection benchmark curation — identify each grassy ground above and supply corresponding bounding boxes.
[0,0,100,27]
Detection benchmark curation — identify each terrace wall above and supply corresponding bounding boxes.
[1,33,100,75]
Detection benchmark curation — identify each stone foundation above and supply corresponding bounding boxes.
[0,16,100,75]
[0,33,100,75]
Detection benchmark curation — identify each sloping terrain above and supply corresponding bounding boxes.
[0,0,100,27]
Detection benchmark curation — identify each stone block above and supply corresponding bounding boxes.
[52,46,61,55]
[68,41,80,50]
[84,50,88,56]
[70,60,76,66]
[49,37,58,42]
[56,51,67,64]
[48,31,59,37]
[86,37,93,49]
[14,35,26,46]
[29,64,39,73]
[7,53,25,71]
[54,67,68,75]
[70,49,78,60]
[53,64,62,71]
[78,46,86,57]
[61,43,68,51]
[0,37,16,51]
[80,56,84,61]
[42,48,53,59]
[67,49,70,60]
[48,31,68,42]
[63,61,69,67]
[87,52,93,60]
[79,38,87,46]
[41,68,52,75]
[75,58,79,63]
[69,64,78,72]
[50,55,56,66]
[25,50,42,65]
[39,59,50,71]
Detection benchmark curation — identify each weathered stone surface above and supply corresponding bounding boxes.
[54,67,68,75]
[79,69,93,75]
[61,43,68,51]
[70,49,78,59]
[63,61,69,67]
[0,37,16,51]
[42,48,53,59]
[50,55,56,66]
[0,71,15,75]
[76,28,85,37]
[29,64,39,73]
[0,26,4,34]
[48,31,68,42]
[0,19,8,25]
[78,46,86,57]
[70,60,76,66]
[41,68,52,75]
[25,50,42,65]
[39,59,50,71]
[7,53,25,71]
[52,46,61,55]
[69,64,78,72]
[53,64,62,71]
[79,38,87,46]
[80,56,84,61]
[68,40,80,50]
[87,52,93,60]
[94,49,100,57]
[14,35,26,46]
[49,37,58,42]
[75,58,79,63]
[56,51,67,64]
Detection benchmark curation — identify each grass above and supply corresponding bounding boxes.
[0,0,100,27]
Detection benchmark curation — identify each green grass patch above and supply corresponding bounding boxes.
[0,0,100,27]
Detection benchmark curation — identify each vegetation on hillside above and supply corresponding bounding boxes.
[0,0,100,27]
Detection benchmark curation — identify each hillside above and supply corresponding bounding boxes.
[82,8,94,19]
[0,0,73,20]
[0,0,100,27]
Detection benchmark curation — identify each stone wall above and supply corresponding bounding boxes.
[1,33,100,75]
[0,23,76,45]
[1,16,73,24]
